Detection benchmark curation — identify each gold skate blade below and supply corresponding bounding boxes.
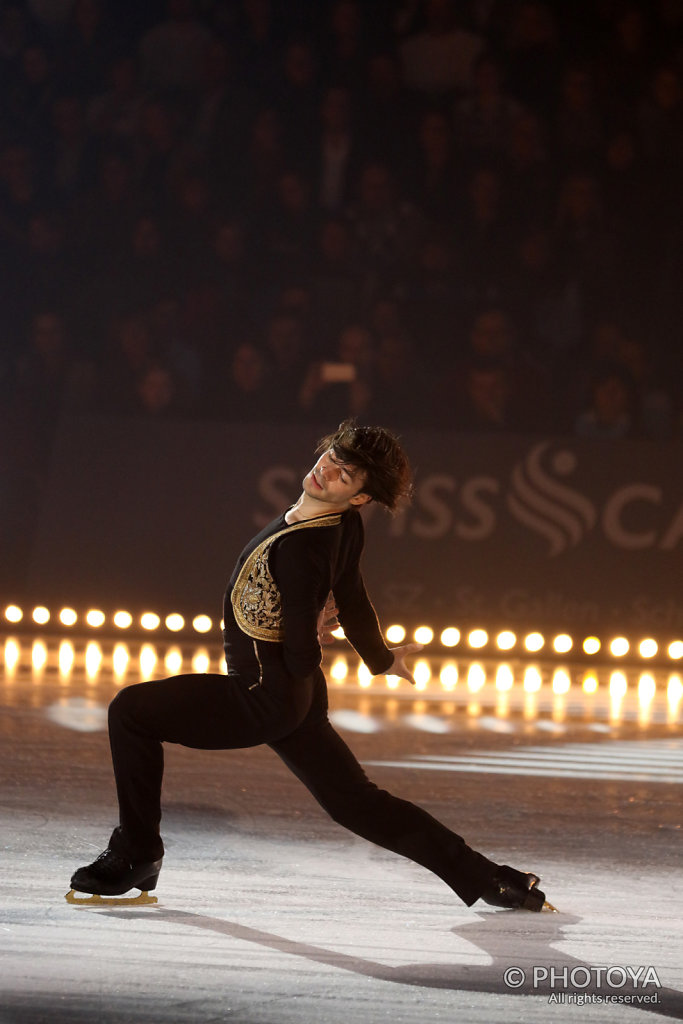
[65,889,158,906]
[543,899,559,912]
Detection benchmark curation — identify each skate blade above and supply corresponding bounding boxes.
[542,899,559,912]
[65,889,158,906]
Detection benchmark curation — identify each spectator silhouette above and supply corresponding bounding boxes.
[313,85,361,213]
[551,171,619,322]
[4,42,56,144]
[574,363,637,439]
[259,168,316,281]
[209,342,273,421]
[308,217,363,349]
[45,93,99,205]
[323,1,368,92]
[58,0,120,96]
[276,37,320,160]
[298,323,374,421]
[454,52,526,160]
[346,159,424,293]
[87,52,146,143]
[406,108,459,222]
[399,0,484,98]
[503,1,561,122]
[138,0,215,97]
[357,51,413,168]
[555,63,605,162]
[135,361,181,416]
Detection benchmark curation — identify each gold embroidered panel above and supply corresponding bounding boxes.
[230,514,342,642]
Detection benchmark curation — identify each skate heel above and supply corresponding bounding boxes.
[138,872,160,893]
[522,883,545,912]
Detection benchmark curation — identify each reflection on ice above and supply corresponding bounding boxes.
[1,637,682,730]
[46,696,107,732]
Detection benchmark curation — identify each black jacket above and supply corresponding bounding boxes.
[222,508,392,685]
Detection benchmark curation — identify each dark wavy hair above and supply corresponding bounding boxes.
[316,419,413,513]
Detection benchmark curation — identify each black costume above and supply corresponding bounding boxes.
[107,507,496,906]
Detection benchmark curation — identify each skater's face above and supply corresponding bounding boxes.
[303,449,370,509]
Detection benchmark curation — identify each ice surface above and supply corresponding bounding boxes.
[1,646,681,1023]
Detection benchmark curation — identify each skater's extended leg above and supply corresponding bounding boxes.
[269,673,496,907]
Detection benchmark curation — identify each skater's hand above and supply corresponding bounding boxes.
[386,643,424,686]
[317,592,340,646]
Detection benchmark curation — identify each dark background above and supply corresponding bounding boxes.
[2,0,682,629]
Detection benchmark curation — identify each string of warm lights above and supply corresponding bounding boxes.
[3,636,682,722]
[3,603,683,663]
[384,624,683,662]
[3,604,213,634]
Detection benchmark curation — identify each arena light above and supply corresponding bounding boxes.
[59,608,78,627]
[330,657,348,681]
[609,671,628,698]
[85,641,102,678]
[638,673,656,703]
[496,631,516,651]
[552,668,571,694]
[553,634,573,654]
[582,672,599,693]
[639,638,658,659]
[524,632,544,653]
[141,612,161,631]
[669,641,683,660]
[5,605,23,623]
[440,627,460,647]
[386,624,405,643]
[86,609,105,628]
[466,662,486,691]
[610,637,629,657]
[357,663,372,688]
[414,626,433,645]
[193,615,212,634]
[165,613,185,632]
[439,663,458,689]
[668,674,683,703]
[583,636,601,655]
[140,644,157,677]
[114,610,133,629]
[413,659,431,690]
[4,639,20,671]
[164,647,183,674]
[58,640,74,676]
[495,664,514,690]
[113,643,129,677]
[32,606,50,625]
[192,648,210,673]
[468,628,488,649]
[32,639,48,670]
[523,666,542,692]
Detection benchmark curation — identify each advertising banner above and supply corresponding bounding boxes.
[26,417,683,635]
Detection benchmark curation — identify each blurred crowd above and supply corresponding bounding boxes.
[2,0,683,453]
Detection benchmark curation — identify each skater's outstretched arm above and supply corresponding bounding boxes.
[384,642,424,686]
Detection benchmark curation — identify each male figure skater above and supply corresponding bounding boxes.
[70,421,551,912]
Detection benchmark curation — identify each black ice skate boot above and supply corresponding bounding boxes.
[481,865,557,912]
[66,837,162,905]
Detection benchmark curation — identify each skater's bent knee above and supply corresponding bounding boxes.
[108,682,147,724]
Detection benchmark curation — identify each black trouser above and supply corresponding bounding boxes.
[107,667,496,906]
